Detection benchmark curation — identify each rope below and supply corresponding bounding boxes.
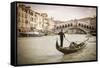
[82,37,89,43]
[64,37,89,43]
[56,34,89,45]
[65,38,71,43]
[64,34,71,43]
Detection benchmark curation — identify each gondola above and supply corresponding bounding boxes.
[56,38,88,54]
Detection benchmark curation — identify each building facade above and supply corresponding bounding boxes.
[17,4,55,33]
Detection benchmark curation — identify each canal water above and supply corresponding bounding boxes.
[17,34,96,64]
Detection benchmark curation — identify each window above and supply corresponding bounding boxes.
[25,20,28,24]
[31,17,33,21]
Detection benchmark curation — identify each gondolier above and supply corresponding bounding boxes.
[56,36,89,54]
[58,29,65,47]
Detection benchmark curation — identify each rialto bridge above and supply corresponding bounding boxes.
[54,20,96,34]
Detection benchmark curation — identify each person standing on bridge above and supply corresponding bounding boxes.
[58,29,65,47]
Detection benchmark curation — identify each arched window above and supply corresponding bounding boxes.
[78,23,80,26]
[68,24,69,27]
[71,23,72,26]
[91,27,94,30]
[65,24,67,27]
[25,20,28,24]
[84,25,86,28]
[56,27,58,29]
[81,24,83,27]
[62,25,64,28]
[90,26,92,30]
[86,25,88,29]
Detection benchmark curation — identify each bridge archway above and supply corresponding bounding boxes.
[64,27,88,34]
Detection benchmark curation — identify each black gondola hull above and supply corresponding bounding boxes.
[56,40,86,54]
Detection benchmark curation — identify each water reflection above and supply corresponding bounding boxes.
[17,34,96,64]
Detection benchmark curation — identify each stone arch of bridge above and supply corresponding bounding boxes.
[64,27,88,34]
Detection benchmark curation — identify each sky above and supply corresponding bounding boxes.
[24,3,96,21]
